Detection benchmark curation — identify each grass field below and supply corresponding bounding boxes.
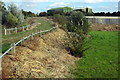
[71,31,118,78]
[2,17,53,53]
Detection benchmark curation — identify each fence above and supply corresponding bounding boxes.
[3,23,41,35]
[86,16,120,24]
[0,25,58,58]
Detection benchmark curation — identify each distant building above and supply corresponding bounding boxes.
[83,8,92,13]
[47,7,73,13]
[47,7,93,16]
[47,9,63,14]
[74,7,93,13]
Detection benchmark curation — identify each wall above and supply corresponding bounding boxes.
[86,16,120,24]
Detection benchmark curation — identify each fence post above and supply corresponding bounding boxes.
[56,24,58,31]
[39,30,41,37]
[31,33,34,40]
[4,28,7,35]
[9,30,11,35]
[15,27,17,34]
[23,37,25,45]
[20,39,23,46]
[11,43,13,53]
[27,25,29,30]
[23,26,24,31]
[13,43,16,53]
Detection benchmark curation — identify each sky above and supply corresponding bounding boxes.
[2,0,120,13]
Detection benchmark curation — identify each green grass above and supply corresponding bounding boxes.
[2,17,53,53]
[71,31,118,78]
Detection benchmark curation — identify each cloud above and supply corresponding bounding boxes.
[84,0,103,3]
[49,2,69,7]
[2,0,119,2]
[25,4,36,7]
[2,0,48,2]
[84,0,119,3]
[26,0,48,2]
[46,8,51,10]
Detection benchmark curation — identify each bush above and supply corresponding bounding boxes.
[1,2,24,28]
[39,12,47,16]
[8,3,24,26]
[64,12,90,57]
[6,12,18,27]
[52,14,66,26]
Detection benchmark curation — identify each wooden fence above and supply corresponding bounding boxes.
[86,16,120,24]
[3,23,41,35]
[0,25,58,58]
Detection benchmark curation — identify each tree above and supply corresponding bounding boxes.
[39,12,47,16]
[6,12,18,27]
[8,3,24,25]
[22,10,36,17]
[1,2,25,28]
[17,10,24,25]
[64,12,90,57]
[0,1,7,24]
[8,3,18,16]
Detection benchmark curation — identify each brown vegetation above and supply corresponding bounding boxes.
[90,24,120,31]
[2,29,79,78]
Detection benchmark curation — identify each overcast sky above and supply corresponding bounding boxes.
[2,0,120,13]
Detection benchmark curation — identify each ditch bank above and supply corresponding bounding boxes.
[2,29,79,78]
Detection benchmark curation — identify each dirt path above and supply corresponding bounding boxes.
[2,29,79,78]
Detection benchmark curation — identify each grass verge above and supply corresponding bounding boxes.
[2,17,53,53]
[71,31,118,78]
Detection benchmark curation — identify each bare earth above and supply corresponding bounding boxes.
[2,29,79,78]
[2,19,120,78]
[91,24,120,31]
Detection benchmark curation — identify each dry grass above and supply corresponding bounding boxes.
[2,29,79,78]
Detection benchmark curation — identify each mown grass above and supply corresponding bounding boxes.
[2,17,53,53]
[71,31,118,78]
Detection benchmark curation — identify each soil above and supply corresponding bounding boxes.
[2,28,79,78]
[90,24,120,31]
[2,17,119,78]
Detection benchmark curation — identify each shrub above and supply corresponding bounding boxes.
[6,12,18,27]
[39,12,47,16]
[8,3,24,26]
[52,14,66,26]
[64,12,90,57]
